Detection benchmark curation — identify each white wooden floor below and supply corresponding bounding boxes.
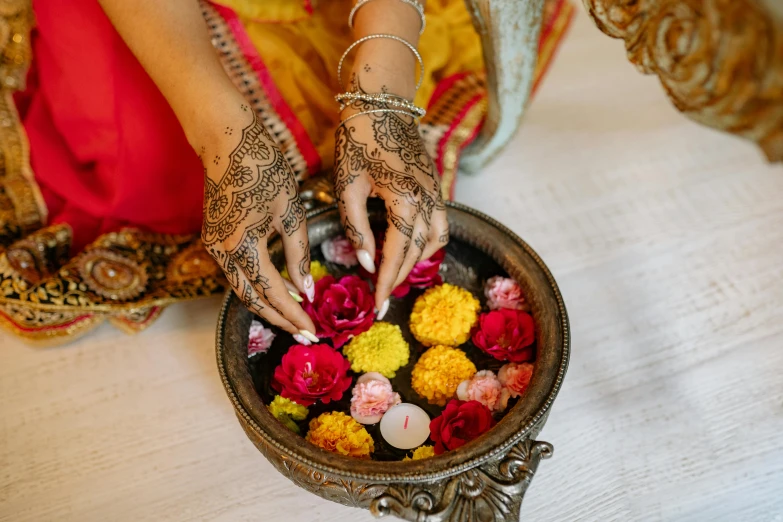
[2,7,782,522]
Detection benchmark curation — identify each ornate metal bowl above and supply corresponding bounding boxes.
[216,201,570,521]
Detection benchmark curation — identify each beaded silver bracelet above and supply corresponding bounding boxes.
[348,0,425,35]
[335,92,426,118]
[337,33,424,92]
[339,108,420,129]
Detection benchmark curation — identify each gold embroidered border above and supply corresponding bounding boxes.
[531,0,573,93]
[0,0,47,245]
[439,99,488,200]
[0,301,105,345]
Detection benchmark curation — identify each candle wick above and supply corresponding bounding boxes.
[404,416,409,429]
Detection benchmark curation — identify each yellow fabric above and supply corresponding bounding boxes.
[212,0,484,168]
[219,0,314,22]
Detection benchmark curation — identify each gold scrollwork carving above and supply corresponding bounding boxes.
[368,439,553,522]
[584,0,783,161]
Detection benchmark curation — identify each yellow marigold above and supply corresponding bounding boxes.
[281,260,329,282]
[411,345,477,406]
[306,411,374,459]
[403,445,436,461]
[268,395,309,434]
[343,322,410,378]
[409,284,481,347]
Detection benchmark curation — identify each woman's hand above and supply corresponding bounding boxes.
[200,103,318,339]
[333,101,449,315]
[96,0,317,338]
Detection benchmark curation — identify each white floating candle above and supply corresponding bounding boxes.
[379,403,431,450]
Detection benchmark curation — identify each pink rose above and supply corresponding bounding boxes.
[471,309,535,362]
[350,373,401,424]
[321,236,358,267]
[271,344,352,406]
[456,370,506,412]
[484,276,528,311]
[498,362,534,398]
[361,240,445,298]
[303,275,375,348]
[247,320,276,357]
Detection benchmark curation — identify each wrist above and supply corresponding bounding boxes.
[179,88,249,149]
[350,41,417,99]
[348,0,423,100]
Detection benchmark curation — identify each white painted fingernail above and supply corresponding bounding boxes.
[299,329,319,343]
[293,333,312,346]
[357,250,376,274]
[289,291,303,303]
[284,279,299,294]
[304,275,315,303]
[376,298,390,321]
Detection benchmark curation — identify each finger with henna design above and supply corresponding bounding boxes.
[374,204,416,311]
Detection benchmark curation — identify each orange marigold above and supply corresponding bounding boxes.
[305,411,374,459]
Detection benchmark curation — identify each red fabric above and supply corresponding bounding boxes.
[25,0,203,251]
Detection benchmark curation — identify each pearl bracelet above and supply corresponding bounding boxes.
[335,92,426,118]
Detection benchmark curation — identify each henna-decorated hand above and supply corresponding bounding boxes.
[200,104,318,340]
[333,100,449,316]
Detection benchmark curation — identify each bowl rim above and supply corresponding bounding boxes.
[216,201,570,483]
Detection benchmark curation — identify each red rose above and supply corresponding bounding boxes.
[303,275,374,348]
[271,344,352,406]
[429,399,496,454]
[361,242,445,298]
[471,309,535,362]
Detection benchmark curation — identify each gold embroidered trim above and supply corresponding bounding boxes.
[0,227,227,313]
[440,99,487,200]
[0,0,47,243]
[108,306,166,335]
[0,300,105,346]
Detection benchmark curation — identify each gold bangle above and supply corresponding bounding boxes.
[339,109,420,129]
[337,33,424,92]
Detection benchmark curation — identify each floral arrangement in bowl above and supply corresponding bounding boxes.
[247,234,536,461]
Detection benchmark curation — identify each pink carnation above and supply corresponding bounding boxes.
[484,276,528,311]
[247,320,276,357]
[498,362,534,399]
[456,370,506,413]
[321,236,358,267]
[350,373,401,424]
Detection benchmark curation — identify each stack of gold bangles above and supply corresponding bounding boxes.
[337,0,427,126]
